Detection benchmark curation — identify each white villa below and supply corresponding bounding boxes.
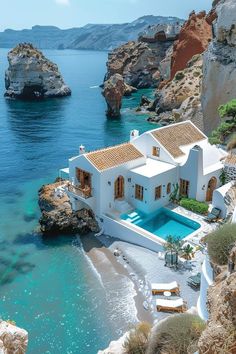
[60,121,227,251]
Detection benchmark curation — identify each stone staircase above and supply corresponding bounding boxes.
[114,199,133,213]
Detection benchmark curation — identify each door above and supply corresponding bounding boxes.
[114,176,124,199]
[206,177,217,202]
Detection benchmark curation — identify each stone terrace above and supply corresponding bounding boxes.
[99,205,218,322]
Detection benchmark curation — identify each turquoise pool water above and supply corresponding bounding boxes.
[121,208,201,240]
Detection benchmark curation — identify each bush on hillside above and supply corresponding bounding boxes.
[209,99,236,145]
[179,198,208,215]
[123,322,151,354]
[207,224,236,265]
[146,314,206,354]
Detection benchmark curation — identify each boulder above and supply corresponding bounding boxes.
[102,74,126,118]
[38,181,99,235]
[5,43,71,99]
[201,0,236,134]
[170,11,212,80]
[0,320,28,354]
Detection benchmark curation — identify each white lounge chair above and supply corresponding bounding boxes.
[156,298,187,312]
[151,281,179,295]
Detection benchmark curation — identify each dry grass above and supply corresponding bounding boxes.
[146,314,206,354]
[123,322,152,354]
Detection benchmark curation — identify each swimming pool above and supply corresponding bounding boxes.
[121,208,201,240]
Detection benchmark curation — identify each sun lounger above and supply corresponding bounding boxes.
[187,272,201,289]
[151,281,179,295]
[156,298,187,312]
[204,207,221,223]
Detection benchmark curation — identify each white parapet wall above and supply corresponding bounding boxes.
[197,256,214,321]
[103,215,164,253]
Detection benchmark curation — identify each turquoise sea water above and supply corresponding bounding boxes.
[121,208,201,240]
[0,48,155,353]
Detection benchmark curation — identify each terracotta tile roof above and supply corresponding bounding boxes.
[225,154,236,165]
[86,143,144,171]
[151,122,206,159]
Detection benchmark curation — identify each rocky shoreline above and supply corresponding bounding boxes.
[0,320,28,354]
[38,180,99,235]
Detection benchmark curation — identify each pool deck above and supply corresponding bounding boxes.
[99,204,218,323]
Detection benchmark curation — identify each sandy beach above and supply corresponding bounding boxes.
[81,233,154,328]
[81,231,203,326]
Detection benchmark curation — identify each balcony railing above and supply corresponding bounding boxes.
[68,183,92,199]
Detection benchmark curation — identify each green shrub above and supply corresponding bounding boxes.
[174,71,185,81]
[179,198,208,215]
[207,224,236,265]
[123,322,151,354]
[146,314,206,354]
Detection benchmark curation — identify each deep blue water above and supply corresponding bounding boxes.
[121,208,201,240]
[0,48,156,353]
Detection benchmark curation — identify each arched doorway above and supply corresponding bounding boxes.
[114,176,124,199]
[206,177,217,202]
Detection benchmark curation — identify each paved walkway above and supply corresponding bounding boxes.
[99,204,219,322]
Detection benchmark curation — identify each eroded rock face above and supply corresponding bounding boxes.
[0,320,28,354]
[151,54,204,129]
[202,0,236,134]
[38,181,99,235]
[5,43,71,99]
[105,23,181,89]
[102,74,126,118]
[170,11,212,80]
[198,258,236,354]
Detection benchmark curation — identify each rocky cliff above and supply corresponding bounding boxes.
[149,54,204,129]
[38,181,99,235]
[5,43,71,99]
[198,252,236,353]
[170,11,212,80]
[105,23,181,89]
[202,0,236,135]
[0,320,28,354]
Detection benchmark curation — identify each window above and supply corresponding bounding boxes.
[180,179,190,197]
[155,185,162,200]
[135,184,144,201]
[152,146,160,157]
[167,183,171,195]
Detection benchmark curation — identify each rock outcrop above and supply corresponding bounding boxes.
[149,54,204,129]
[102,74,126,118]
[38,181,99,235]
[0,320,28,354]
[198,253,236,353]
[105,23,181,89]
[5,43,71,99]
[170,11,212,80]
[202,0,236,135]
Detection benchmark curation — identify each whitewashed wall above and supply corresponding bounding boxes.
[197,256,214,321]
[129,166,178,214]
[132,132,177,165]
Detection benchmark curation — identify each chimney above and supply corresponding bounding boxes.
[130,129,139,141]
[79,145,86,155]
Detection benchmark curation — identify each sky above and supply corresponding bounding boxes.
[0,0,213,31]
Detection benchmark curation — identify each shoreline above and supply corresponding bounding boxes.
[81,233,154,327]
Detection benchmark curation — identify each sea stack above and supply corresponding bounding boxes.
[5,43,71,99]
[102,74,126,118]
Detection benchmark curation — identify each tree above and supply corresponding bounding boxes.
[181,244,194,260]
